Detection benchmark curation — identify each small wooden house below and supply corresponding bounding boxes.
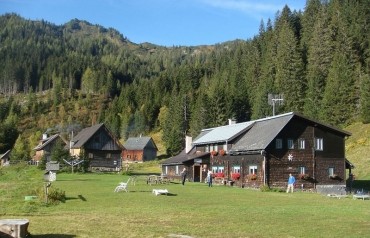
[70,123,124,172]
[33,134,67,164]
[161,112,353,194]
[122,136,158,162]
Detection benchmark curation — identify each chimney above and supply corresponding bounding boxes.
[185,136,192,154]
[228,119,236,125]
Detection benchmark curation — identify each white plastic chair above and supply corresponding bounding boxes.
[114,178,131,192]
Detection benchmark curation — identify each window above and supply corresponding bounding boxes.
[315,138,324,151]
[328,167,334,176]
[106,153,111,159]
[223,144,228,151]
[298,166,306,174]
[298,138,305,149]
[249,165,257,174]
[287,139,294,149]
[232,166,240,173]
[175,165,179,175]
[88,153,93,159]
[212,166,224,174]
[165,166,168,175]
[205,145,210,152]
[276,139,283,149]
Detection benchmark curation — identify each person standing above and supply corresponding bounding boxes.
[207,169,213,187]
[180,167,187,185]
[286,173,296,193]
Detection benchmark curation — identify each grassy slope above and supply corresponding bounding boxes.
[345,122,370,179]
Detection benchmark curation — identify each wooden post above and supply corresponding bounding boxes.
[0,219,29,238]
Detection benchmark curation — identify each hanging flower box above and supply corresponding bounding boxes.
[219,149,225,156]
[329,174,338,179]
[231,173,240,180]
[247,174,257,180]
[215,172,224,178]
[299,174,309,180]
[210,151,218,156]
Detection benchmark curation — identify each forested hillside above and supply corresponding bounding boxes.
[0,0,369,159]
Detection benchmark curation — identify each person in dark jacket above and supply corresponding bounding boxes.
[180,167,187,185]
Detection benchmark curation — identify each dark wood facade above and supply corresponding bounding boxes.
[70,124,123,172]
[161,112,352,193]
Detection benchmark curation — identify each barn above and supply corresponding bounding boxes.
[69,123,124,172]
[122,136,158,162]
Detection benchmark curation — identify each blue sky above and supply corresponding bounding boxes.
[0,0,306,46]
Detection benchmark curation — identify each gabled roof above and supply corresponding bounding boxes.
[34,134,61,151]
[230,112,351,152]
[123,136,158,150]
[231,112,294,152]
[192,121,255,145]
[70,123,104,148]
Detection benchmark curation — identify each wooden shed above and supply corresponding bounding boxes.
[122,136,158,162]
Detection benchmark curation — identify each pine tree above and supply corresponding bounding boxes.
[275,21,305,112]
[304,6,333,118]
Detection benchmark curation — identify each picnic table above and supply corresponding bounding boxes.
[147,175,170,185]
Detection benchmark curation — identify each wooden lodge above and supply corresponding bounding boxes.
[161,112,354,194]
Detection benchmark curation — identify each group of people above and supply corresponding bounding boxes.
[181,168,297,193]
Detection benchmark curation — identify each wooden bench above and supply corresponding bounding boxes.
[152,189,168,196]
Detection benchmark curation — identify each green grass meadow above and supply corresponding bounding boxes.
[1,165,370,238]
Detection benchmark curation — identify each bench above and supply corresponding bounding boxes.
[353,194,370,200]
[152,189,168,196]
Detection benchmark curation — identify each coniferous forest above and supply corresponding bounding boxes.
[0,0,369,159]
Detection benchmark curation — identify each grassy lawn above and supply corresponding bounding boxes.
[1,166,370,238]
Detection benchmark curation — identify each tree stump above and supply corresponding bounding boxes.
[0,219,29,238]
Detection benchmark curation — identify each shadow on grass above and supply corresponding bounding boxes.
[64,195,87,202]
[29,234,76,238]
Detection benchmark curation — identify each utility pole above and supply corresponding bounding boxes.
[268,93,284,116]
[272,98,284,116]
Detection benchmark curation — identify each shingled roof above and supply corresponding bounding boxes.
[70,123,104,148]
[34,134,61,151]
[123,136,157,150]
[160,147,209,165]
[230,112,351,152]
